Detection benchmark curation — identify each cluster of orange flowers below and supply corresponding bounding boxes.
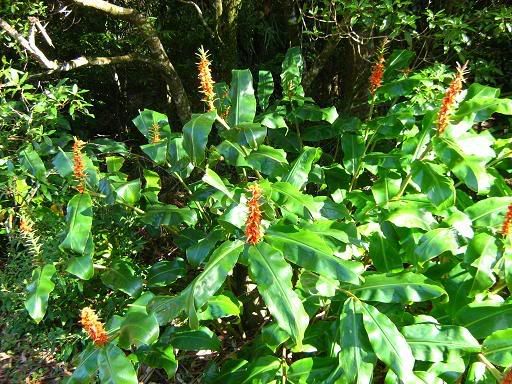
[245,184,263,245]
[437,62,467,135]
[80,307,108,346]
[369,55,385,96]
[72,137,87,193]
[19,217,33,234]
[197,46,216,112]
[150,122,161,144]
[501,204,512,236]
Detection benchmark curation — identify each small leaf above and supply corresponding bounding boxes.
[202,168,234,200]
[20,144,46,181]
[282,146,322,190]
[138,344,177,379]
[114,179,141,205]
[257,70,274,110]
[246,145,289,178]
[411,161,455,209]
[24,264,56,323]
[342,133,364,175]
[414,228,459,265]
[142,204,198,227]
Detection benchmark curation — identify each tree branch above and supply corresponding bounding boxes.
[303,34,342,92]
[70,0,191,123]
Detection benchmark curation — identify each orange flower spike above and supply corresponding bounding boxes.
[501,204,512,236]
[80,307,109,346]
[369,55,386,96]
[19,217,33,234]
[72,136,87,193]
[197,46,216,112]
[437,62,468,135]
[245,184,263,245]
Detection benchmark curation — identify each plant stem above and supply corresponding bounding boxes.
[394,142,433,199]
[478,353,503,382]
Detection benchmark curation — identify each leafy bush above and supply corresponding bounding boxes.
[3,45,512,383]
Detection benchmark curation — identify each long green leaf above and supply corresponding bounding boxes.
[60,193,93,255]
[248,242,309,349]
[402,323,480,362]
[265,225,363,285]
[482,328,512,367]
[183,111,216,165]
[360,301,415,380]
[455,301,512,339]
[24,264,56,323]
[282,146,322,190]
[98,344,138,384]
[227,69,257,127]
[351,271,447,303]
[184,240,244,328]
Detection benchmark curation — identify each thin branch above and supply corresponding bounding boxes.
[177,0,222,42]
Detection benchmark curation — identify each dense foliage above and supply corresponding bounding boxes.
[2,1,512,383]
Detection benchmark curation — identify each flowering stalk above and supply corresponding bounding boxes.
[73,136,87,193]
[80,307,109,346]
[245,184,263,245]
[150,122,161,143]
[437,62,468,135]
[502,369,512,384]
[197,46,216,112]
[18,211,42,259]
[501,204,512,236]
[369,38,388,96]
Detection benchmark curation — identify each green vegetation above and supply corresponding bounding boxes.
[1,1,512,383]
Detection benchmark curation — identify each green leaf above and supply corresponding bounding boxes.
[64,344,99,384]
[342,133,365,175]
[466,361,496,384]
[269,181,323,220]
[98,344,138,384]
[232,356,281,384]
[465,196,512,229]
[482,328,512,367]
[402,323,480,362]
[141,140,168,164]
[170,326,221,351]
[142,204,198,227]
[101,261,143,298]
[66,255,94,280]
[223,123,267,149]
[202,168,234,200]
[147,259,186,287]
[265,225,363,285]
[282,146,322,190]
[227,69,257,127]
[368,224,402,272]
[53,148,74,177]
[114,179,141,205]
[288,357,338,384]
[20,144,46,181]
[433,136,494,194]
[257,70,274,110]
[281,47,304,98]
[411,161,455,209]
[351,271,446,303]
[386,206,436,231]
[147,295,184,325]
[186,229,224,267]
[24,264,56,323]
[464,233,498,297]
[106,156,125,173]
[246,145,289,178]
[360,301,415,380]
[371,173,401,206]
[217,140,249,167]
[138,344,177,379]
[132,109,171,141]
[142,169,161,203]
[118,312,159,349]
[184,240,244,328]
[60,193,93,255]
[456,301,512,339]
[198,294,241,321]
[331,297,376,384]
[414,228,459,265]
[384,50,415,80]
[183,111,216,165]
[248,242,309,349]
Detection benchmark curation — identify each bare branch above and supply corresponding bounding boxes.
[177,0,221,42]
[0,17,57,69]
